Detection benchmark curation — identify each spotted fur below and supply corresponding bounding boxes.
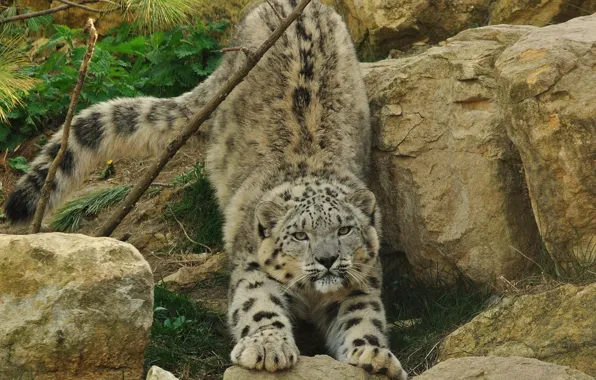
[4,1,406,378]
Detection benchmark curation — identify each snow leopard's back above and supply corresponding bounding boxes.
[206,0,371,205]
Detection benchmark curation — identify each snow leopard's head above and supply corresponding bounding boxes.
[255,179,380,293]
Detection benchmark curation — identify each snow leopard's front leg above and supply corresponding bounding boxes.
[228,259,299,371]
[325,287,408,380]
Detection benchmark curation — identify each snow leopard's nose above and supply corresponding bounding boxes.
[316,255,338,269]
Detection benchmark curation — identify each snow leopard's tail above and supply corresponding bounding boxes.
[3,62,231,223]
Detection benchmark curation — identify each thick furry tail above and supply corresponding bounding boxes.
[3,66,228,223]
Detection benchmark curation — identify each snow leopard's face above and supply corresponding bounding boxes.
[256,182,379,293]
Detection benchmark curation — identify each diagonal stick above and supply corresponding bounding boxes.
[30,19,98,233]
[96,0,313,237]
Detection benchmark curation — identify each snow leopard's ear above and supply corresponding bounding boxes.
[347,189,376,216]
[256,201,286,238]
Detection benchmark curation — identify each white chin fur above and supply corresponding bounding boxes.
[314,276,344,293]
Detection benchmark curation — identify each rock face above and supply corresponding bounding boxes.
[439,283,596,376]
[496,14,596,264]
[0,233,154,380]
[363,25,541,284]
[490,0,596,26]
[413,356,594,380]
[223,355,387,380]
[364,13,596,284]
[322,0,491,59]
[322,0,594,59]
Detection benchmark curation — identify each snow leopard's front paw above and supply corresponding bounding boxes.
[231,329,299,372]
[345,345,408,380]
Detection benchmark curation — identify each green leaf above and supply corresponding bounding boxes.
[99,36,147,55]
[8,156,29,172]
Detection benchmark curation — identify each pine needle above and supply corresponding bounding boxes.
[51,185,131,232]
[122,0,201,32]
[0,37,38,122]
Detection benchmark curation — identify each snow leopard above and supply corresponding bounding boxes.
[4,0,407,378]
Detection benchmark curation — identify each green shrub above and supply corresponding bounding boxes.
[145,284,230,379]
[0,19,227,151]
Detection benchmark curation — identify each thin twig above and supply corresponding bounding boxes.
[29,19,98,233]
[167,205,213,253]
[2,149,8,173]
[0,0,99,24]
[55,0,105,13]
[219,46,251,57]
[150,182,174,188]
[266,0,283,20]
[96,0,313,237]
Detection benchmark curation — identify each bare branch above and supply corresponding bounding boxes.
[55,0,105,13]
[0,0,100,24]
[96,0,313,237]
[266,0,283,21]
[30,19,98,233]
[219,46,252,59]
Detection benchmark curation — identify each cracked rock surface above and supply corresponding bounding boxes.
[414,356,594,380]
[0,233,154,380]
[224,355,388,380]
[439,283,596,376]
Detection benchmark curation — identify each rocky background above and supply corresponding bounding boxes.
[1,0,595,379]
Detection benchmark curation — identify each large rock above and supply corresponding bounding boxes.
[363,25,541,284]
[224,355,387,380]
[0,233,154,380]
[496,13,596,265]
[322,0,491,59]
[490,0,596,26]
[439,283,596,376]
[413,356,594,380]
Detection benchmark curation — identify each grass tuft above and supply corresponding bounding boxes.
[384,271,491,376]
[123,0,202,32]
[512,236,596,288]
[167,164,223,252]
[51,186,131,232]
[145,283,231,380]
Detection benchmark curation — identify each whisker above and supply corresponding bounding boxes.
[347,269,370,291]
[346,270,365,288]
[283,273,309,294]
[353,262,377,269]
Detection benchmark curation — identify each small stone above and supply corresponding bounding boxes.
[146,366,179,380]
[162,252,227,289]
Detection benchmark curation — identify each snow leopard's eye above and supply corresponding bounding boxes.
[293,232,309,241]
[338,226,352,236]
